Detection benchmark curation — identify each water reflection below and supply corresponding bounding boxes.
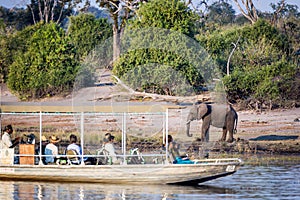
[0,181,236,200]
[0,165,299,199]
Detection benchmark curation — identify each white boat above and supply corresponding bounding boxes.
[0,158,242,185]
[0,106,243,185]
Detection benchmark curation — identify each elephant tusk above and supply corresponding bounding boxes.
[186,120,191,125]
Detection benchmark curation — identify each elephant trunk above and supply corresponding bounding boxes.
[186,120,193,137]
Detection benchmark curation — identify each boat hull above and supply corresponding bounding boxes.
[0,159,242,185]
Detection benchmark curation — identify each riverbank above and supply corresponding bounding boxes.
[1,80,300,155]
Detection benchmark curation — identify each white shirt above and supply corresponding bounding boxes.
[104,143,118,163]
[45,143,58,156]
[1,132,13,149]
[67,143,81,155]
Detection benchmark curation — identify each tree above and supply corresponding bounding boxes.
[270,0,286,26]
[7,22,79,100]
[0,18,44,83]
[26,0,75,24]
[0,6,33,30]
[68,13,112,59]
[113,0,206,96]
[0,19,8,82]
[213,20,299,107]
[233,0,258,24]
[206,1,236,26]
[270,1,300,57]
[128,0,197,37]
[198,19,290,72]
[67,13,113,88]
[96,0,147,63]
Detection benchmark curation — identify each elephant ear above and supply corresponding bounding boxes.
[197,104,208,120]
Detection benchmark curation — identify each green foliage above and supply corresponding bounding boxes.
[129,0,197,37]
[113,0,210,95]
[0,21,43,82]
[27,0,73,24]
[242,19,290,55]
[7,22,79,100]
[0,23,8,82]
[0,6,33,30]
[206,1,236,26]
[223,60,299,102]
[67,13,113,89]
[197,19,291,74]
[114,48,199,95]
[68,13,112,58]
[10,22,45,55]
[232,36,285,69]
[197,19,299,105]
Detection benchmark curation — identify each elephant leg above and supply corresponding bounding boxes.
[226,112,235,143]
[202,127,210,142]
[202,117,210,142]
[220,128,227,141]
[227,125,234,142]
[227,131,234,143]
[227,123,234,142]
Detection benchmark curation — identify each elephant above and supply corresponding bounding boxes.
[186,103,238,143]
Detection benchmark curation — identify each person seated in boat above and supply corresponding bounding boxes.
[67,134,81,156]
[103,132,112,144]
[0,125,20,164]
[165,135,194,164]
[35,135,48,164]
[164,135,180,162]
[38,135,49,165]
[65,134,94,165]
[0,125,20,149]
[103,135,121,165]
[44,135,60,164]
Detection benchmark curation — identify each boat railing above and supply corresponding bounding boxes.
[3,153,242,166]
[1,111,171,166]
[4,152,169,166]
[1,111,243,167]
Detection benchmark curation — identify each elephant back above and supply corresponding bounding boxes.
[210,104,230,128]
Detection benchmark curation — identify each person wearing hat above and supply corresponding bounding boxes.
[38,135,49,164]
[0,125,20,149]
[44,135,60,164]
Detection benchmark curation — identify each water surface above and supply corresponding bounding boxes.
[0,164,299,199]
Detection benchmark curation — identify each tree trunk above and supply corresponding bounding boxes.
[233,0,258,24]
[112,24,121,63]
[226,37,240,76]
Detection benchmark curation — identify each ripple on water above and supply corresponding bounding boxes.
[0,164,299,199]
[205,164,300,199]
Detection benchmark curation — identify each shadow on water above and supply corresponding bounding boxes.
[0,180,237,200]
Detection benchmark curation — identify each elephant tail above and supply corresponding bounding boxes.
[234,113,238,134]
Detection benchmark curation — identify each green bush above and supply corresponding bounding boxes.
[112,0,213,95]
[7,22,79,100]
[196,19,291,75]
[113,49,198,95]
[223,60,299,102]
[68,13,112,59]
[0,22,44,82]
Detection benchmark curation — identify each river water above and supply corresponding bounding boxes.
[0,164,299,200]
